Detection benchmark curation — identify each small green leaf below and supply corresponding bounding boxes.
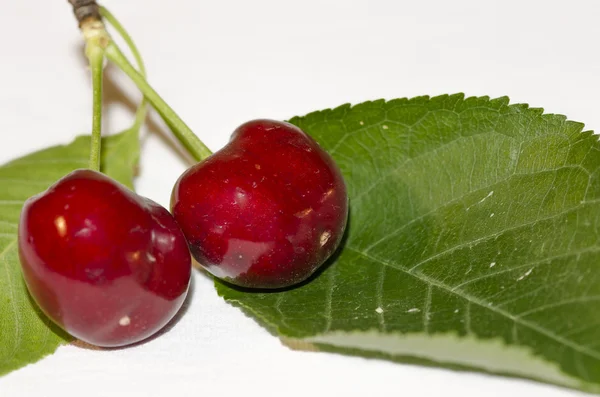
[0,128,139,376]
[216,94,600,393]
[101,125,140,189]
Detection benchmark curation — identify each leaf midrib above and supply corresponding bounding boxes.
[345,244,600,361]
[406,199,600,273]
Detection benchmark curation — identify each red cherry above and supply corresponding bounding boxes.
[18,169,191,347]
[171,119,348,289]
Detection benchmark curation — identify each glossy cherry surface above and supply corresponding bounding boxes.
[171,119,348,289]
[18,169,191,347]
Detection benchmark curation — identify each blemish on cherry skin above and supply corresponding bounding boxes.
[320,231,331,247]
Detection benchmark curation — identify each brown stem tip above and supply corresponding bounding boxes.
[68,0,101,26]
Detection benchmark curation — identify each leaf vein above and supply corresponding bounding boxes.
[324,267,336,333]
[451,246,600,292]
[346,246,600,361]
[407,203,597,273]
[423,284,432,334]
[376,267,386,332]
[515,296,600,319]
[1,239,20,366]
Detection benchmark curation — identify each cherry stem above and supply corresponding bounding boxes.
[70,2,151,172]
[82,19,107,171]
[99,6,147,131]
[88,50,103,170]
[104,42,213,162]
[70,3,213,162]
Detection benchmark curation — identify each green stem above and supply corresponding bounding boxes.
[99,6,147,131]
[87,42,105,171]
[99,6,146,77]
[104,41,212,162]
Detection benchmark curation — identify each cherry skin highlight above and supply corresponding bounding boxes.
[171,119,348,289]
[18,169,191,347]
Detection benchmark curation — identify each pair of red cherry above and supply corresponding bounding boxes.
[18,120,348,347]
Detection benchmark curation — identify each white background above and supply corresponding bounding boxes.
[0,0,598,396]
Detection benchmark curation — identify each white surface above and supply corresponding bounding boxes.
[0,0,598,396]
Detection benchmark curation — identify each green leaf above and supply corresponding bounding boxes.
[100,125,140,189]
[216,94,600,393]
[0,127,139,376]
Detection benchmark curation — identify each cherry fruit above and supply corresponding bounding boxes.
[18,169,191,347]
[171,119,348,289]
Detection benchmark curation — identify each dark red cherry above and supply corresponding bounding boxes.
[18,169,191,347]
[171,119,348,289]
